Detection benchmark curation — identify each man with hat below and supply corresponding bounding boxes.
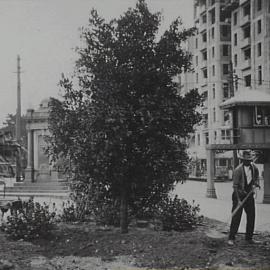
[228,149,260,245]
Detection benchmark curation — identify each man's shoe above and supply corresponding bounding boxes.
[227,240,234,246]
[245,239,260,244]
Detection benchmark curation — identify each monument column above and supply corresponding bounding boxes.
[206,149,217,198]
[263,150,270,204]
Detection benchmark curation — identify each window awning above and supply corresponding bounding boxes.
[220,88,270,109]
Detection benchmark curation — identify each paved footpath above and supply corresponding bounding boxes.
[173,180,270,233]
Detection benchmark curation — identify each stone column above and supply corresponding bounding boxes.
[25,130,34,182]
[263,150,270,204]
[206,149,217,198]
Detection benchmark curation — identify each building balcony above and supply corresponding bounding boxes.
[240,37,251,48]
[241,58,251,70]
[240,14,250,27]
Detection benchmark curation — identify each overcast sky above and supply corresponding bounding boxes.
[0,0,193,126]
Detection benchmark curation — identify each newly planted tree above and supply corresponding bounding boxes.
[47,0,201,233]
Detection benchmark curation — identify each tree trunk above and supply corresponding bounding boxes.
[120,186,128,233]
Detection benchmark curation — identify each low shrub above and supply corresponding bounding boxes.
[1,198,56,240]
[154,195,203,231]
[60,200,91,222]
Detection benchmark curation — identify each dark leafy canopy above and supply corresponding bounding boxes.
[48,0,201,221]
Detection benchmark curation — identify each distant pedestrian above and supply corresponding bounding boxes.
[228,150,260,246]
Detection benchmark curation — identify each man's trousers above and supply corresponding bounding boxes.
[228,192,255,241]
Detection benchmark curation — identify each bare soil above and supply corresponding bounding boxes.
[0,218,270,270]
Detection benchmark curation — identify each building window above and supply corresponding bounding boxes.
[221,129,231,140]
[212,46,215,58]
[212,84,215,98]
[257,42,262,57]
[214,131,217,142]
[197,134,200,146]
[212,65,215,76]
[213,108,216,122]
[202,14,207,23]
[234,54,238,67]
[243,3,250,16]
[234,33,237,46]
[205,132,209,145]
[221,25,230,37]
[257,0,262,11]
[258,19,262,34]
[244,74,251,87]
[243,25,250,38]
[210,8,215,24]
[202,68,208,79]
[258,65,262,85]
[195,38,198,49]
[224,110,231,125]
[202,50,207,60]
[254,106,270,126]
[196,73,199,83]
[222,44,229,56]
[223,64,229,75]
[223,82,229,99]
[243,47,251,60]
[233,12,237,25]
[202,32,207,42]
[196,55,198,66]
[211,27,215,39]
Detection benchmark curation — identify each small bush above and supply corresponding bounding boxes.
[1,198,56,240]
[61,200,87,222]
[154,195,203,231]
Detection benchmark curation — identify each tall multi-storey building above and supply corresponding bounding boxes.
[182,0,270,178]
[181,0,234,180]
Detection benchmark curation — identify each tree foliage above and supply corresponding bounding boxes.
[47,0,202,232]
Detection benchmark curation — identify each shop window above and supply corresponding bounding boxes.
[254,106,270,126]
